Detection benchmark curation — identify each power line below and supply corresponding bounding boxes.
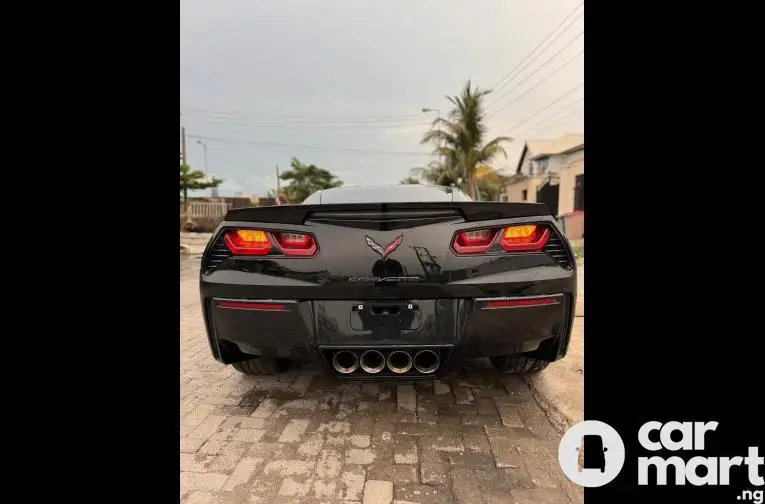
[487,1,584,102]
[487,49,584,119]
[503,82,584,134]
[180,107,424,124]
[513,97,584,138]
[186,134,431,157]
[533,109,584,137]
[183,113,430,131]
[487,31,583,116]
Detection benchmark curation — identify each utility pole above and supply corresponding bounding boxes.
[180,126,187,164]
[197,140,208,175]
[276,165,281,205]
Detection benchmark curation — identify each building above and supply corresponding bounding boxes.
[501,132,584,239]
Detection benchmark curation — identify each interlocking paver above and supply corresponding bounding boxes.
[180,257,580,504]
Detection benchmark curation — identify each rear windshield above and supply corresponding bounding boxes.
[303,185,473,204]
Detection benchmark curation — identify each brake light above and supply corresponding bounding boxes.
[451,224,551,255]
[452,228,499,254]
[272,232,318,257]
[498,224,550,252]
[224,229,273,255]
[223,229,318,257]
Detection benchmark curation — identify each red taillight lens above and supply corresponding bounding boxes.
[272,231,318,257]
[451,224,551,255]
[452,228,499,254]
[223,229,318,257]
[217,301,287,311]
[224,229,273,255]
[498,224,550,252]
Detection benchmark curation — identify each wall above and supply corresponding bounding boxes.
[557,154,585,216]
[180,201,229,232]
[561,211,584,239]
[504,175,547,203]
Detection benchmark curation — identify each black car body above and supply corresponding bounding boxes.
[199,184,577,378]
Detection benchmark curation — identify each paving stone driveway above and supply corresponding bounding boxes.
[181,258,583,504]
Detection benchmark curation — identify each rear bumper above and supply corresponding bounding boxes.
[199,265,577,372]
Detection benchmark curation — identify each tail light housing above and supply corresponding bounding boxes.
[272,231,318,256]
[451,224,550,255]
[223,229,318,257]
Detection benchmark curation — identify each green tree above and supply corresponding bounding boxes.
[279,157,343,203]
[420,160,461,187]
[474,165,510,201]
[179,163,224,217]
[399,176,420,184]
[420,80,513,199]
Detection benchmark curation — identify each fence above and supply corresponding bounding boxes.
[180,201,229,218]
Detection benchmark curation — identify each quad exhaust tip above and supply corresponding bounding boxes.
[359,350,386,374]
[413,349,440,374]
[386,350,413,374]
[332,351,359,374]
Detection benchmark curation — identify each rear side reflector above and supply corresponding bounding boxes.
[451,224,550,255]
[217,301,287,311]
[223,229,318,257]
[482,297,560,309]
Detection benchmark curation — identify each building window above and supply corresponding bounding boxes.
[521,189,528,201]
[574,174,584,211]
[536,158,549,173]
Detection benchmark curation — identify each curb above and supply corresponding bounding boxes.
[521,374,576,435]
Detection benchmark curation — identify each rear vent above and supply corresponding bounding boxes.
[202,235,232,272]
[543,231,574,270]
[308,209,462,231]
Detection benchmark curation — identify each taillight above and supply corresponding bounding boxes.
[451,224,550,255]
[223,229,318,257]
[498,224,550,252]
[224,229,273,255]
[452,228,499,254]
[272,231,318,257]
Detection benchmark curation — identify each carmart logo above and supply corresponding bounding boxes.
[559,420,764,492]
[558,420,626,487]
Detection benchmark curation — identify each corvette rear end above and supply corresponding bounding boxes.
[199,190,576,379]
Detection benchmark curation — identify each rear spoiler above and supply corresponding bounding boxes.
[224,202,551,225]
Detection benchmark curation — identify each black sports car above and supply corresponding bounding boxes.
[199,184,577,378]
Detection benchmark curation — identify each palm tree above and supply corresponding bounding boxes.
[399,176,420,184]
[420,160,461,187]
[279,157,343,203]
[179,163,224,218]
[420,80,513,199]
[474,165,510,201]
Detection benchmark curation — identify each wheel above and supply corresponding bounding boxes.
[489,355,550,374]
[232,357,290,375]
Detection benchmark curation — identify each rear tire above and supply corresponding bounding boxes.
[490,355,550,374]
[232,358,290,375]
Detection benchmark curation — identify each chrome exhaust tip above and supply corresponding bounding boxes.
[413,349,440,374]
[332,351,359,374]
[386,350,413,374]
[359,349,386,374]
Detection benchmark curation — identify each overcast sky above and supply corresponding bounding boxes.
[180,0,584,197]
